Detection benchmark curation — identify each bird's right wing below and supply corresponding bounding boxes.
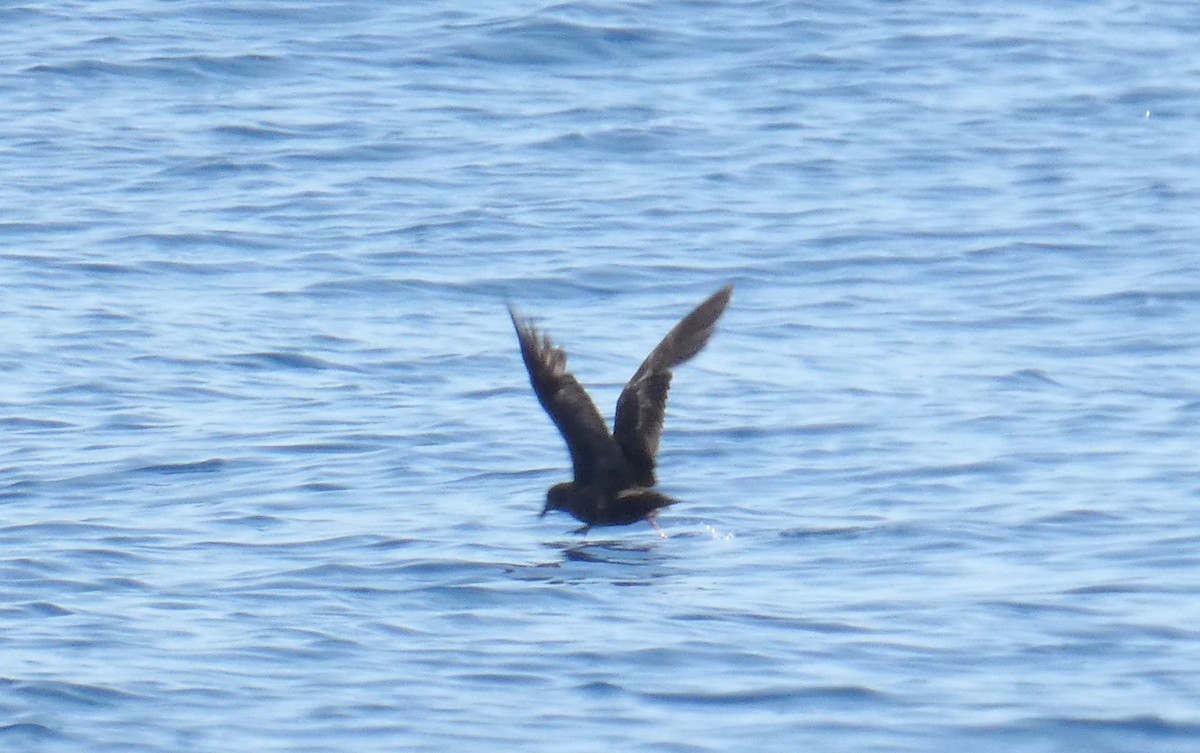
[614,285,732,486]
[509,306,629,486]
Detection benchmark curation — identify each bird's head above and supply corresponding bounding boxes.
[542,482,575,517]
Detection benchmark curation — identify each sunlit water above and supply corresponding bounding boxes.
[4,2,1200,751]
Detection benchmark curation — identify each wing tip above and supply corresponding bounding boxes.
[507,300,526,330]
[708,283,734,315]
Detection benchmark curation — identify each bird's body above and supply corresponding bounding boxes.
[509,285,732,536]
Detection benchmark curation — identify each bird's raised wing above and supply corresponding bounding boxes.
[509,306,630,487]
[613,285,732,486]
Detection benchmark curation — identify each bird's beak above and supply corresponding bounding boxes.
[539,502,550,518]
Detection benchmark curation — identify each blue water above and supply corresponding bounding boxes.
[4,2,1200,751]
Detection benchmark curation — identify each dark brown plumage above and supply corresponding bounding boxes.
[509,285,732,536]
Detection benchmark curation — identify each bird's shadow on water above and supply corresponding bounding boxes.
[501,535,674,584]
[558,538,662,565]
[503,523,739,585]
[503,522,726,583]
[543,527,720,570]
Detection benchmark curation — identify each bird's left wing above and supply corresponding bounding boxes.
[509,306,629,486]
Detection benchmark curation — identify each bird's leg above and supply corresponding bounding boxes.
[648,518,667,539]
[571,524,591,536]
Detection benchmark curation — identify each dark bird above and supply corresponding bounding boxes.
[509,285,732,537]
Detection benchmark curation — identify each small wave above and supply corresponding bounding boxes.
[965,714,1200,745]
[0,722,65,742]
[0,417,75,430]
[639,684,892,708]
[449,18,669,67]
[779,524,875,540]
[8,678,146,708]
[210,123,295,140]
[997,368,1063,388]
[229,351,352,371]
[133,458,226,475]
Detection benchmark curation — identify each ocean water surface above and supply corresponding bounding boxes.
[3,1,1200,751]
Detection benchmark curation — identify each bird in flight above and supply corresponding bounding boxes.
[508,285,732,537]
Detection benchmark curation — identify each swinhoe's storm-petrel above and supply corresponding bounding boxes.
[509,285,732,537]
